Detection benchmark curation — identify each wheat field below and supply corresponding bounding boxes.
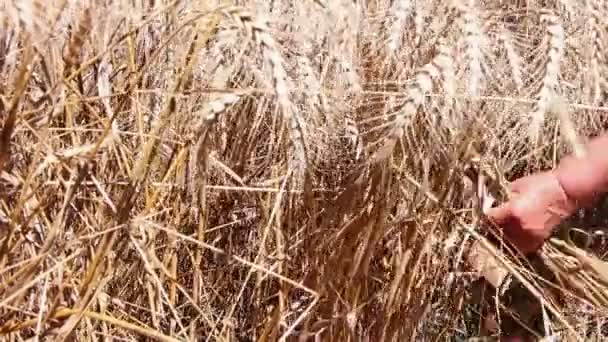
[1,0,608,341]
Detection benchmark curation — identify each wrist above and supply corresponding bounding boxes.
[554,153,607,210]
[550,170,579,217]
[555,133,608,208]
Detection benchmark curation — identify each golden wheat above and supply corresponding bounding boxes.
[1,1,608,341]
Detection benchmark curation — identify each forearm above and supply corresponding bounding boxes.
[555,132,608,209]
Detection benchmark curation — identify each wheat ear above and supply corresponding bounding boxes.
[530,14,565,143]
[11,0,47,36]
[499,28,524,92]
[62,5,93,71]
[549,97,586,158]
[328,0,362,93]
[586,1,606,104]
[296,54,325,111]
[386,0,412,55]
[453,0,486,97]
[224,7,308,176]
[372,42,453,162]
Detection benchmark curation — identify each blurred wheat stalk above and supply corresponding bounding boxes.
[0,0,607,341]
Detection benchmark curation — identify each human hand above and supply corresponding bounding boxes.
[485,171,578,254]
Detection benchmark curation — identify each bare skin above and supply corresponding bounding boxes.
[486,133,608,342]
[487,133,608,254]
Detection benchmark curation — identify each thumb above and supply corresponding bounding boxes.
[485,202,512,226]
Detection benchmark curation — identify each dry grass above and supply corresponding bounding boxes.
[1,0,608,340]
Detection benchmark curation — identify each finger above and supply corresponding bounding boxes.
[485,202,512,226]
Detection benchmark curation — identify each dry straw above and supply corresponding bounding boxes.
[1,0,608,341]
